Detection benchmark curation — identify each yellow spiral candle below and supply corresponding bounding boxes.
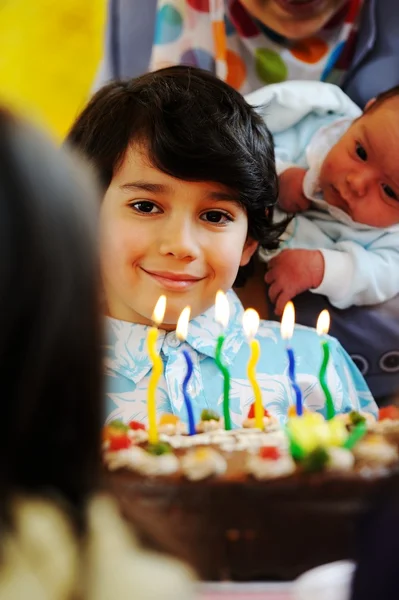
[243,309,263,430]
[147,295,166,444]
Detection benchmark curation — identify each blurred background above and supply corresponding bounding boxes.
[0,0,106,138]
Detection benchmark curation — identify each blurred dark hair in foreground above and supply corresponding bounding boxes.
[0,108,102,530]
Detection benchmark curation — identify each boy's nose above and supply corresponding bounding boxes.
[158,220,200,260]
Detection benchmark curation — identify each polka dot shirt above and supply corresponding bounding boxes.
[150,0,363,94]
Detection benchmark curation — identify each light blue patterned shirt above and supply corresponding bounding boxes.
[104,291,377,426]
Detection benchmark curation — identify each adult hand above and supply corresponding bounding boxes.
[265,249,324,315]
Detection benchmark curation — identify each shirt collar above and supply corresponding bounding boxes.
[104,290,246,383]
[180,289,245,364]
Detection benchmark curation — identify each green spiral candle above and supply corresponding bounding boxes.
[215,334,231,430]
[317,310,335,421]
[214,290,231,431]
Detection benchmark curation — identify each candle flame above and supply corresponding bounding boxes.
[215,290,230,329]
[152,295,167,326]
[316,309,330,336]
[176,306,191,341]
[242,308,260,340]
[281,301,295,340]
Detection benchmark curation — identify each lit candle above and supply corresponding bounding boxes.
[147,295,167,444]
[214,290,231,430]
[242,308,264,429]
[281,302,303,417]
[317,310,335,421]
[176,305,196,436]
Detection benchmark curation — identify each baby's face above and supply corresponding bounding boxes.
[319,100,399,228]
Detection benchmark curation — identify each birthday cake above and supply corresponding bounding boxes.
[103,407,399,581]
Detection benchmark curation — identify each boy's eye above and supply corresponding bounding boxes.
[130,201,161,214]
[382,184,398,201]
[355,143,367,161]
[200,210,232,224]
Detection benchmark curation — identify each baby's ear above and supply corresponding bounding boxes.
[240,238,258,267]
[364,97,376,112]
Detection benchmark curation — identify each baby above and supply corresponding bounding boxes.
[265,86,399,315]
[66,66,376,427]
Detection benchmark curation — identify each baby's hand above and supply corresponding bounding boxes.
[278,167,310,213]
[265,249,324,315]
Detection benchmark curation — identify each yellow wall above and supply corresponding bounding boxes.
[0,0,106,138]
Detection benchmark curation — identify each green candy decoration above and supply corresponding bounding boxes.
[302,447,329,473]
[201,409,220,422]
[147,441,172,456]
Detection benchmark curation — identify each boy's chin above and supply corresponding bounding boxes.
[159,308,187,331]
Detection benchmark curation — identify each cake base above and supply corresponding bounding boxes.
[106,469,399,581]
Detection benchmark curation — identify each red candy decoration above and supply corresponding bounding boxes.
[129,420,146,431]
[108,433,132,451]
[247,402,270,419]
[379,405,399,421]
[260,446,280,461]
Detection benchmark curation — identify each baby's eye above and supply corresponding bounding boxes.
[200,210,232,224]
[355,143,367,161]
[382,184,398,201]
[130,201,161,214]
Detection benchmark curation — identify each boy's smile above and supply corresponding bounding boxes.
[100,144,257,328]
[139,268,206,291]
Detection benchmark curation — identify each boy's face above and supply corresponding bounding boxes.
[100,145,257,328]
[319,100,399,228]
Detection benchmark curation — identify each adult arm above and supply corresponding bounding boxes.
[312,237,399,309]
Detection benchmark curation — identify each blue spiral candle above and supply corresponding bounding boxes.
[287,346,303,416]
[176,306,196,435]
[182,349,196,435]
[281,302,303,417]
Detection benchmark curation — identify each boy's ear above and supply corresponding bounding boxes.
[240,238,258,266]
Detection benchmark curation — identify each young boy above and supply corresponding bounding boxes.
[265,86,399,315]
[66,66,376,427]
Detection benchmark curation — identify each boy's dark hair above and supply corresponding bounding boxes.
[66,65,285,286]
[0,109,102,531]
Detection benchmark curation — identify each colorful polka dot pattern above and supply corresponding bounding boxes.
[181,47,215,71]
[224,12,235,37]
[321,41,345,80]
[154,4,183,44]
[226,49,246,89]
[151,0,362,93]
[230,0,258,38]
[187,0,209,11]
[290,37,329,65]
[255,48,287,84]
